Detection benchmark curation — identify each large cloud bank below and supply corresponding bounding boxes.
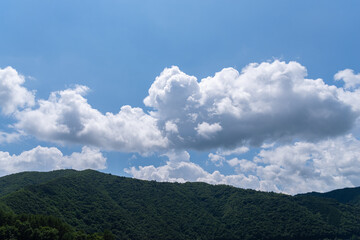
[2,61,358,152]
[1,61,360,194]
[145,61,357,149]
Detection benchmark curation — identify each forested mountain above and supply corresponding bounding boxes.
[0,169,360,240]
[0,208,114,240]
[301,187,360,206]
[0,170,79,198]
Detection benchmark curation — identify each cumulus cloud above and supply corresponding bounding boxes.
[0,67,35,115]
[251,135,360,194]
[14,85,168,154]
[3,62,360,154]
[145,61,358,150]
[2,62,360,194]
[335,69,360,90]
[208,146,249,166]
[208,153,225,166]
[144,66,200,121]
[227,158,257,173]
[195,122,222,139]
[0,131,21,144]
[125,154,259,190]
[224,134,360,194]
[0,146,106,176]
[162,150,190,162]
[165,121,179,133]
[127,135,360,194]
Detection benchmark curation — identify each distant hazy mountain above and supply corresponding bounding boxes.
[1,169,360,240]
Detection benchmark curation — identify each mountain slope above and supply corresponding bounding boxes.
[0,169,79,197]
[1,170,360,240]
[0,208,115,240]
[302,187,360,206]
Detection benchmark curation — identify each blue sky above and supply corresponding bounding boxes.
[1,1,360,194]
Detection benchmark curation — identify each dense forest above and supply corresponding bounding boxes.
[0,169,360,240]
[0,204,114,240]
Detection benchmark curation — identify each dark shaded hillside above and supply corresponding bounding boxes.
[0,207,114,240]
[1,170,360,240]
[301,187,360,206]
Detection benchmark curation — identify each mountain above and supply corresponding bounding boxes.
[0,170,79,197]
[300,187,360,206]
[0,208,115,240]
[0,169,360,240]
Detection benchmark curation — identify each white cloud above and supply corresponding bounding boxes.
[162,150,190,162]
[125,149,257,187]
[251,135,360,194]
[261,142,276,149]
[195,122,222,139]
[335,69,360,90]
[227,158,257,173]
[0,67,35,115]
[125,155,260,190]
[125,161,207,183]
[127,134,360,195]
[3,62,360,155]
[337,88,360,113]
[0,146,106,176]
[221,146,249,155]
[144,61,358,150]
[208,153,225,166]
[14,85,168,154]
[165,120,178,133]
[0,131,21,144]
[2,63,360,195]
[208,146,249,166]
[144,66,200,121]
[63,146,107,170]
